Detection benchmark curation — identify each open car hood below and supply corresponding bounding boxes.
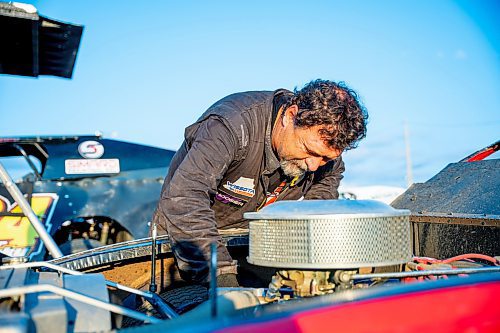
[0,2,83,78]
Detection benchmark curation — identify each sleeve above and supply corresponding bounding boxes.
[156,117,239,283]
[303,156,345,200]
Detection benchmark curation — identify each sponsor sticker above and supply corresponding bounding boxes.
[0,193,58,258]
[78,140,104,159]
[65,158,120,174]
[215,192,246,207]
[223,177,255,198]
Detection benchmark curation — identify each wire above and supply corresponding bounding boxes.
[413,254,499,266]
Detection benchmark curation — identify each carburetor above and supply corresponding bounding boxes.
[265,270,335,299]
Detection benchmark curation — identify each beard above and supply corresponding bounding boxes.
[280,159,308,178]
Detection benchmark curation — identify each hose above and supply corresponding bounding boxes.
[413,254,499,266]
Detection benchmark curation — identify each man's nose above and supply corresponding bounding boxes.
[305,157,323,172]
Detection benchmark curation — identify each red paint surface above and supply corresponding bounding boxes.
[467,148,497,162]
[219,282,500,333]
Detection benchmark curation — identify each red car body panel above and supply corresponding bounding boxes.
[219,281,500,333]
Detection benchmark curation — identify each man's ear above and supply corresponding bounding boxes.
[282,105,299,126]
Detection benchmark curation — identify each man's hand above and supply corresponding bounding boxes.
[217,273,239,287]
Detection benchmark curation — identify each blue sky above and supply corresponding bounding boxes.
[1,0,499,187]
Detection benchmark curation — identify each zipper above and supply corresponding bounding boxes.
[257,175,299,210]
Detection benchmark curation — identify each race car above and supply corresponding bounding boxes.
[0,135,174,260]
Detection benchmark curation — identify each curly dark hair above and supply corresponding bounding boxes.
[283,79,368,151]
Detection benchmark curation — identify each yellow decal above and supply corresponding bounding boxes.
[0,194,57,257]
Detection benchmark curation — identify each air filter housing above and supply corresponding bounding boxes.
[244,200,411,269]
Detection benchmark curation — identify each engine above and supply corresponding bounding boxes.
[243,200,496,301]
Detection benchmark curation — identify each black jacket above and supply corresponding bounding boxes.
[153,90,344,282]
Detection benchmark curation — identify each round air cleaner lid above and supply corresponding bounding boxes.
[244,199,410,220]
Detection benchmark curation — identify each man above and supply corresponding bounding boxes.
[153,79,368,287]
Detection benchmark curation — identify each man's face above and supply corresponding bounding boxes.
[273,106,342,177]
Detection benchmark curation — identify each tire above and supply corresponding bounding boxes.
[121,285,208,328]
[164,284,209,313]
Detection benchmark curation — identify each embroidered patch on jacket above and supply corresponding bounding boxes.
[223,177,255,198]
[215,192,246,207]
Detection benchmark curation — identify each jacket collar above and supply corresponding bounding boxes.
[263,89,292,175]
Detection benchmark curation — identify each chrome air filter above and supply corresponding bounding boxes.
[244,200,411,269]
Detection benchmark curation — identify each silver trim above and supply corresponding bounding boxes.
[352,266,500,280]
[0,284,162,324]
[244,200,410,220]
[0,261,153,299]
[48,232,249,271]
